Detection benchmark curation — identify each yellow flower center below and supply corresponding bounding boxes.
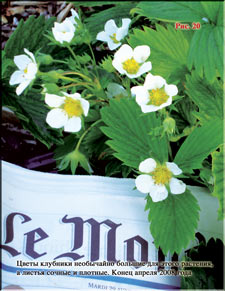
[151,165,172,185]
[23,67,28,74]
[110,33,120,44]
[63,98,83,118]
[122,58,140,74]
[149,88,169,106]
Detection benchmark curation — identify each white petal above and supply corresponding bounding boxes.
[68,9,79,24]
[62,20,76,32]
[80,99,90,116]
[60,32,74,43]
[65,92,81,99]
[134,87,149,106]
[169,177,186,194]
[133,46,150,63]
[143,73,154,88]
[14,55,31,70]
[116,28,127,41]
[112,59,125,75]
[145,75,166,90]
[107,39,121,50]
[121,18,131,29]
[114,44,133,63]
[9,70,25,85]
[16,80,31,95]
[24,48,36,63]
[165,84,178,97]
[96,31,108,42]
[150,185,168,202]
[166,162,182,176]
[139,158,156,173]
[135,174,154,194]
[140,104,160,113]
[52,30,63,43]
[26,63,37,79]
[45,93,65,107]
[46,108,68,129]
[64,116,82,132]
[71,9,79,19]
[104,19,118,35]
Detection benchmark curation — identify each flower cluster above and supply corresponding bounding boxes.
[8,9,186,202]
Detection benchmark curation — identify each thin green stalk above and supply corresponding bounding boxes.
[53,60,68,64]
[66,45,81,68]
[62,71,92,82]
[88,43,99,79]
[75,119,102,151]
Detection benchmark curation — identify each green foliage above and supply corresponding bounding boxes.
[4,15,55,60]
[185,72,223,124]
[174,119,223,172]
[100,56,115,73]
[133,2,223,82]
[85,2,136,39]
[146,189,200,255]
[181,235,224,289]
[2,83,63,148]
[187,25,223,83]
[134,2,205,22]
[128,24,192,80]
[212,147,224,220]
[101,98,168,168]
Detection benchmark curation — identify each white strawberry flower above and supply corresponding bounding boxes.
[96,18,131,50]
[135,158,186,202]
[45,92,89,133]
[9,48,38,96]
[52,19,75,44]
[131,73,178,113]
[112,44,152,78]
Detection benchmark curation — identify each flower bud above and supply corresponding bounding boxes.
[163,116,176,135]
[37,55,54,65]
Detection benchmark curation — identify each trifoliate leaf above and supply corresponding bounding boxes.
[174,119,223,172]
[101,98,168,168]
[146,189,200,255]
[212,146,224,220]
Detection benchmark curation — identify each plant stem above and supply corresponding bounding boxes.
[62,71,92,82]
[53,60,68,64]
[88,43,99,79]
[66,44,80,67]
[75,119,102,151]
[59,82,94,90]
